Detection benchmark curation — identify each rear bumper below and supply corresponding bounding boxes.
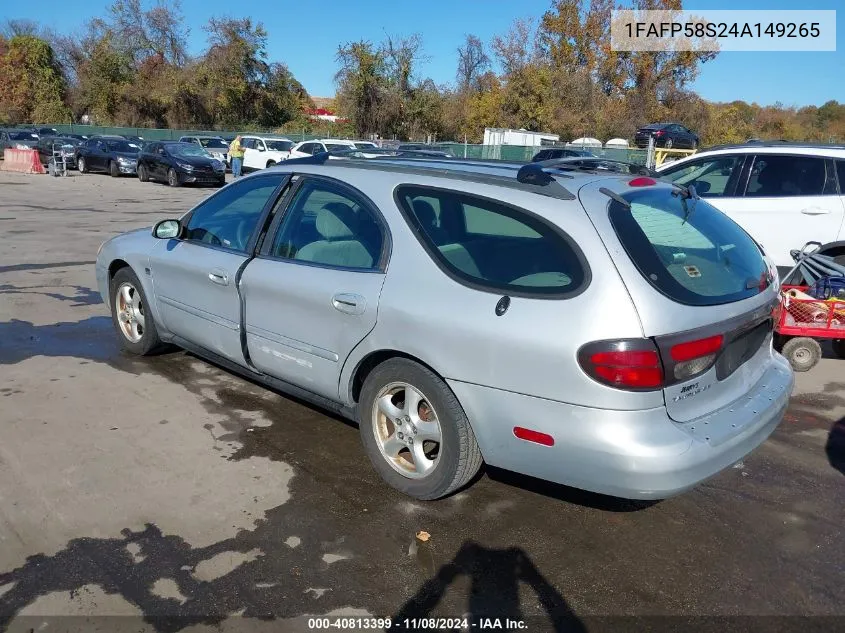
[448,353,792,500]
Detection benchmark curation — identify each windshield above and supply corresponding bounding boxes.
[354,142,377,149]
[266,140,294,151]
[171,144,211,158]
[106,140,136,152]
[199,138,227,149]
[609,187,768,306]
[9,132,38,141]
[53,138,80,147]
[325,143,350,152]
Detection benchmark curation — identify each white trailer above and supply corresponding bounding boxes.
[483,128,559,147]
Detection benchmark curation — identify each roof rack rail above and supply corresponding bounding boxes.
[279,151,577,200]
[705,140,845,151]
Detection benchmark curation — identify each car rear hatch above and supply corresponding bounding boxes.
[578,178,780,423]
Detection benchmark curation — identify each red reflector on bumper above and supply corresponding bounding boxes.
[513,427,555,446]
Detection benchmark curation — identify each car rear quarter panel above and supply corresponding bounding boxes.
[326,169,663,413]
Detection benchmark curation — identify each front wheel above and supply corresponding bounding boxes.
[266,160,276,168]
[358,358,483,500]
[109,267,166,355]
[138,164,149,182]
[781,337,822,372]
[110,161,120,177]
[77,156,87,174]
[167,168,181,187]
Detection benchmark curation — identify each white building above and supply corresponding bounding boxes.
[483,128,560,147]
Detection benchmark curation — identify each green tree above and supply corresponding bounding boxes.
[0,35,71,124]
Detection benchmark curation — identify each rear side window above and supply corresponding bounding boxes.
[744,155,829,197]
[609,188,769,306]
[837,161,845,193]
[395,185,588,297]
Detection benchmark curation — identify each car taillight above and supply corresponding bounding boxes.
[578,339,664,390]
[654,130,665,137]
[669,335,723,381]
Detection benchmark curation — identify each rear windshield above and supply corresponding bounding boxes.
[395,185,588,297]
[10,132,38,140]
[609,187,769,306]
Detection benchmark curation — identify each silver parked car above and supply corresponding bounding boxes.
[95,157,793,500]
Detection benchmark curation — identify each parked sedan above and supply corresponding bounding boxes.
[532,148,595,162]
[35,136,83,169]
[0,129,39,158]
[96,156,791,501]
[179,135,229,164]
[76,138,139,176]
[137,141,226,187]
[635,123,699,149]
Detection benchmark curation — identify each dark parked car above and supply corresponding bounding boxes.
[76,137,139,176]
[137,141,226,187]
[36,127,59,138]
[63,133,89,142]
[0,129,39,158]
[635,123,699,149]
[35,136,83,169]
[532,148,595,162]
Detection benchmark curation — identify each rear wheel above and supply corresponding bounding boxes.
[665,138,674,149]
[781,337,822,372]
[77,156,87,174]
[138,164,149,182]
[358,358,483,500]
[832,339,845,360]
[167,168,181,187]
[109,267,165,356]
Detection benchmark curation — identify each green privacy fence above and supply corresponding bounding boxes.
[34,123,649,165]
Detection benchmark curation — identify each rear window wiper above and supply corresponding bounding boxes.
[673,184,699,225]
[599,187,630,208]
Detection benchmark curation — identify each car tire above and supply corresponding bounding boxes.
[832,339,845,360]
[266,160,276,168]
[110,161,120,177]
[167,168,181,187]
[781,337,822,372]
[77,156,86,174]
[358,358,483,500]
[109,267,166,356]
[665,138,674,149]
[138,164,149,182]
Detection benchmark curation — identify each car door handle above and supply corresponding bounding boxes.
[208,270,229,286]
[801,207,830,215]
[332,293,366,315]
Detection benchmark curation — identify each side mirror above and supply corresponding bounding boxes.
[153,219,182,239]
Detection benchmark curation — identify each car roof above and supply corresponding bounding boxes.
[243,135,292,141]
[251,155,659,204]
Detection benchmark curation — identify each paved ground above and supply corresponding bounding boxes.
[0,169,843,632]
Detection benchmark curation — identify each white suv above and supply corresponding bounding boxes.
[289,139,357,159]
[240,136,295,171]
[657,143,845,270]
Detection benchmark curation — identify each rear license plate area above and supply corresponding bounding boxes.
[715,319,772,381]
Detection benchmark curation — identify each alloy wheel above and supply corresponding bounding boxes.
[114,282,145,343]
[372,382,442,479]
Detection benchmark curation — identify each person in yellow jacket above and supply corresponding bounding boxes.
[229,135,245,178]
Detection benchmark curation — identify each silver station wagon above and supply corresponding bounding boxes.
[95,155,793,500]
